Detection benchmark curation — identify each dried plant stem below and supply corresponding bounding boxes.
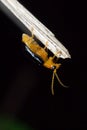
[0,0,71,59]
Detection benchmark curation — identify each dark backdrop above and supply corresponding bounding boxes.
[0,0,86,129]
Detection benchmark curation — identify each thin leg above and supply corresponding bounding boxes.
[31,27,34,38]
[27,27,34,43]
[44,41,48,50]
[52,51,62,59]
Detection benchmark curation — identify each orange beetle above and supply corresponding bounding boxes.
[22,33,67,95]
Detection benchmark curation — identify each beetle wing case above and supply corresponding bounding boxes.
[22,33,46,65]
[25,45,44,65]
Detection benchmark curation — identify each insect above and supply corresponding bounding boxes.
[22,33,68,95]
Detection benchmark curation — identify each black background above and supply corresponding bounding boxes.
[0,0,86,129]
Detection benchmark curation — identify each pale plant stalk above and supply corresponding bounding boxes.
[0,0,71,59]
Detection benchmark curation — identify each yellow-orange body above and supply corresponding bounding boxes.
[22,33,67,95]
[22,34,60,70]
[22,34,48,62]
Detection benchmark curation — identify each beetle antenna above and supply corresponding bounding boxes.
[51,70,55,95]
[54,70,68,88]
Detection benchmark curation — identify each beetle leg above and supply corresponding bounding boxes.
[52,51,62,59]
[31,27,34,38]
[44,41,48,50]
